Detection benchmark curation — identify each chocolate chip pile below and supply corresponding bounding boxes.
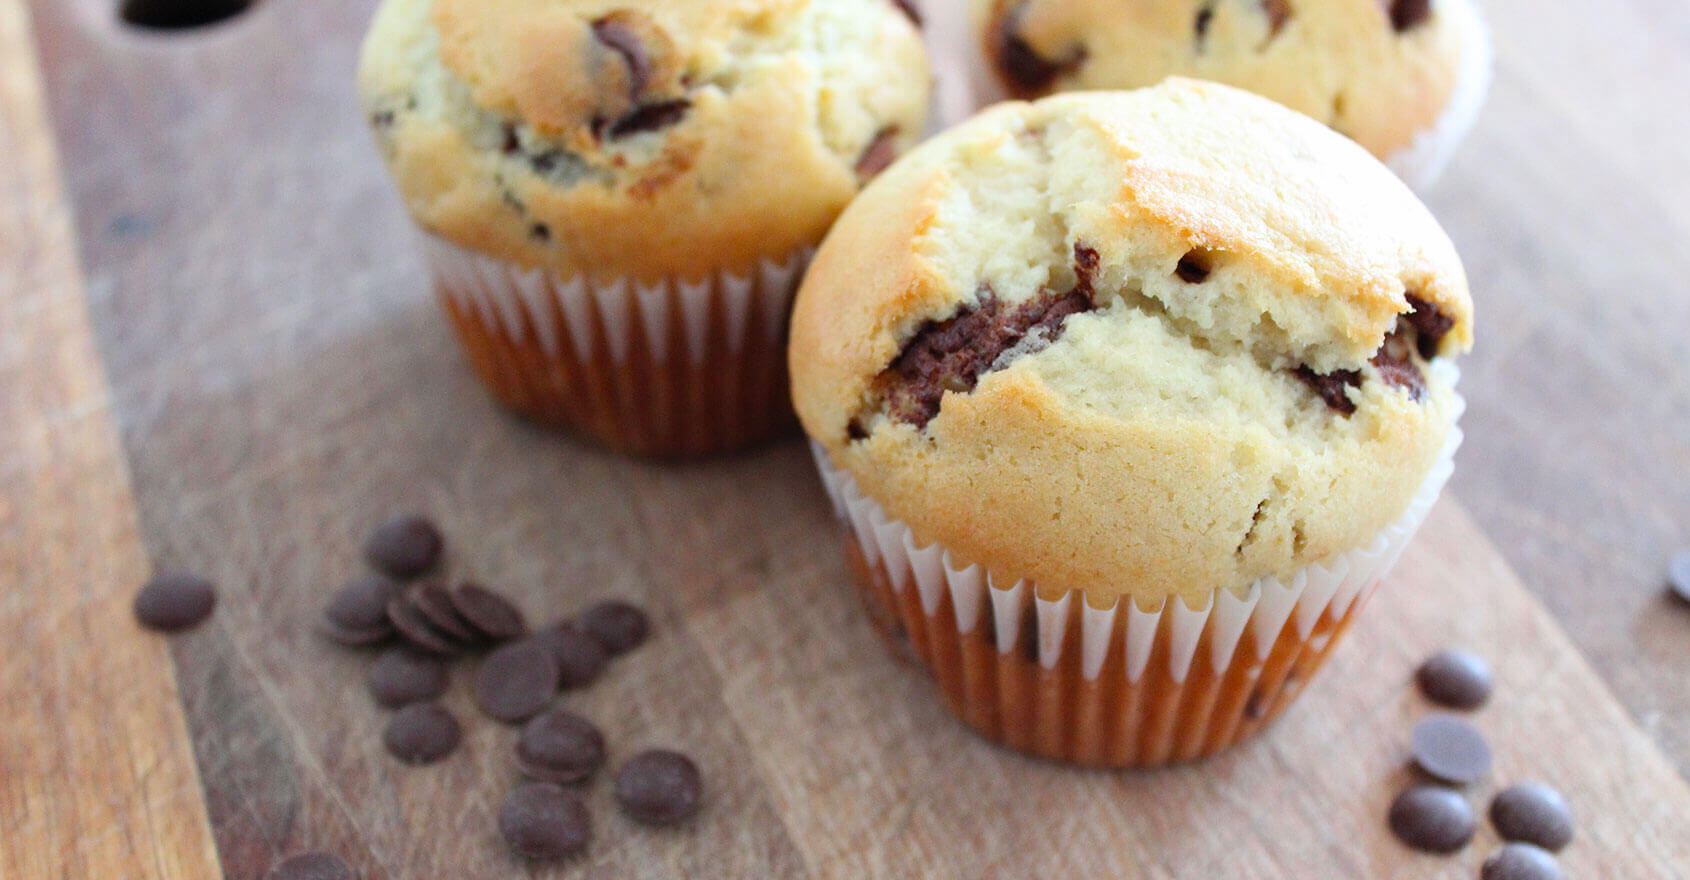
[242,513,690,875]
[1388,649,1574,878]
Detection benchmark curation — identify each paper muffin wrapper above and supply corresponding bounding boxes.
[811,389,1463,766]
[424,234,812,457]
[1384,0,1494,190]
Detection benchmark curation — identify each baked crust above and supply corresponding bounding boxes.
[359,0,930,282]
[791,81,1473,606]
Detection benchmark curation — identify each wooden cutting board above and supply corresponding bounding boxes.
[4,1,1689,878]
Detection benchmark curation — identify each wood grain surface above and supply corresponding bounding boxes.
[0,2,222,878]
[5,0,1690,877]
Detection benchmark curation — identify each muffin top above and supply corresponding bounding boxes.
[976,0,1481,162]
[359,0,929,283]
[791,80,1473,606]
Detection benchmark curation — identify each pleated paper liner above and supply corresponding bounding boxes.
[426,234,812,458]
[812,396,1462,766]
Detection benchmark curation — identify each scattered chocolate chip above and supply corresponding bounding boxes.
[605,100,692,139]
[991,2,1086,96]
[855,127,900,179]
[409,582,482,645]
[134,572,217,633]
[120,0,252,30]
[474,640,561,723]
[517,710,606,785]
[873,284,1095,429]
[1490,783,1574,852]
[1666,549,1690,603]
[529,223,552,243]
[364,514,443,580]
[1416,649,1493,709]
[1404,294,1454,358]
[1482,843,1565,880]
[382,703,462,765]
[369,110,395,130]
[890,0,921,26]
[386,595,464,656]
[367,648,450,709]
[1372,324,1427,400]
[449,582,528,643]
[1175,249,1212,283]
[320,574,400,646]
[591,15,652,100]
[533,624,610,689]
[615,750,703,826]
[1411,714,1493,784]
[1388,785,1476,853]
[1073,243,1100,285]
[264,851,355,880]
[499,782,592,861]
[1294,366,1362,415]
[1388,0,1432,31]
[1194,5,1214,41]
[1262,0,1291,34]
[501,123,522,155]
[578,601,650,655]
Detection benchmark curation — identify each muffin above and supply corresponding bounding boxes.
[974,0,1490,189]
[359,0,929,456]
[791,80,1472,766]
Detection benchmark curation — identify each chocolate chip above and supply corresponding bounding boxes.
[1411,714,1493,784]
[409,582,482,645]
[320,574,400,646]
[1388,785,1476,853]
[873,284,1095,429]
[517,710,606,784]
[386,595,465,656]
[604,100,692,139]
[499,782,591,861]
[367,647,450,708]
[1389,0,1432,31]
[592,15,652,100]
[474,640,560,723]
[1175,249,1212,283]
[578,601,650,655]
[1194,5,1214,41]
[120,0,251,30]
[1404,294,1454,358]
[991,2,1087,96]
[264,851,355,880]
[1666,549,1690,603]
[615,750,703,826]
[449,582,528,643]
[1073,243,1100,286]
[1294,365,1362,415]
[1490,783,1574,852]
[855,127,900,179]
[382,703,461,765]
[1416,649,1493,709]
[532,623,610,688]
[1482,843,1565,880]
[529,223,552,243]
[134,572,217,633]
[363,514,443,580]
[889,0,921,26]
[1372,324,1427,400]
[1262,0,1291,34]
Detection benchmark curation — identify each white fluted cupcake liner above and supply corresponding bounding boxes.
[811,379,1463,765]
[425,234,812,457]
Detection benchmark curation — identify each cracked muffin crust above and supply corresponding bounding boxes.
[974,0,1487,172]
[358,0,930,283]
[791,80,1473,606]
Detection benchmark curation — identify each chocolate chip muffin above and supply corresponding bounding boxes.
[359,0,929,456]
[974,0,1490,189]
[793,80,1472,766]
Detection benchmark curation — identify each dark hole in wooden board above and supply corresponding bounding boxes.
[119,0,255,31]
